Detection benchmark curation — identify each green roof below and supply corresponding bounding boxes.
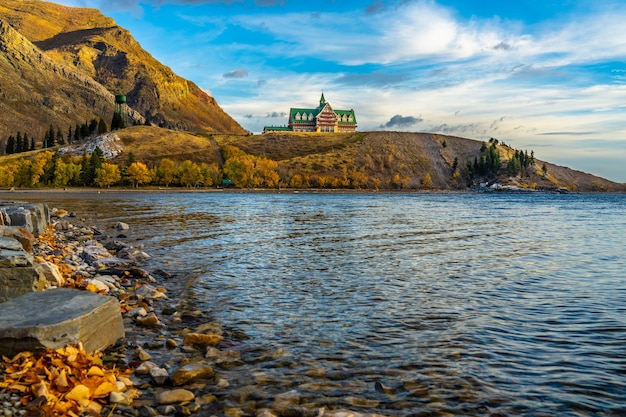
[289,106,356,124]
[263,125,292,131]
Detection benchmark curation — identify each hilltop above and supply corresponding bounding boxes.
[0,0,245,143]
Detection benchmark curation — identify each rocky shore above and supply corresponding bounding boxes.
[0,202,388,417]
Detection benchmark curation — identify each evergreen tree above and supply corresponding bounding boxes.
[111,112,125,130]
[67,126,73,144]
[84,147,105,186]
[16,132,23,153]
[56,128,65,146]
[452,157,458,172]
[98,118,108,134]
[89,118,98,134]
[80,152,91,186]
[74,124,81,142]
[41,152,59,185]
[5,136,15,154]
[30,136,35,151]
[80,122,90,139]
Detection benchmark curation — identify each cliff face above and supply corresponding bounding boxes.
[0,0,245,142]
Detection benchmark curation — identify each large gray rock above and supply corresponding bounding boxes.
[0,202,49,237]
[0,288,124,356]
[0,245,46,303]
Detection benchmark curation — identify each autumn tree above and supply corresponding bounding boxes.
[0,163,17,187]
[126,162,152,187]
[178,160,203,187]
[52,159,81,187]
[156,158,177,186]
[95,163,121,188]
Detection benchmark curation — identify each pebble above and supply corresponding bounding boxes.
[156,389,195,405]
[135,313,161,327]
[170,362,215,386]
[150,367,169,385]
[136,346,152,361]
[182,332,223,346]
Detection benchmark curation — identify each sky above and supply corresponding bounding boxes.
[52,0,626,183]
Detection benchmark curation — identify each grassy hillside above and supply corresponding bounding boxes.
[1,127,623,192]
[216,131,625,192]
[113,126,222,167]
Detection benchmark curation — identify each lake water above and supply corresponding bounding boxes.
[3,191,625,416]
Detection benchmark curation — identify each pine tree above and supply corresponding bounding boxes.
[74,124,81,142]
[98,118,108,134]
[5,136,15,154]
[16,132,23,153]
[89,118,98,134]
[57,128,65,145]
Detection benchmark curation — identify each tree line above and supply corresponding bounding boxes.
[2,118,110,156]
[462,138,536,182]
[0,149,223,189]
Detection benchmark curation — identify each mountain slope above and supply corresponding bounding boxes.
[0,18,121,140]
[0,0,245,141]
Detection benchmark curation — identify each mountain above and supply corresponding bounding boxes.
[0,0,245,144]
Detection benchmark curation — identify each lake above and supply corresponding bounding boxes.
[3,191,625,416]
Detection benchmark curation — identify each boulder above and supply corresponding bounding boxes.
[81,243,113,264]
[0,202,49,237]
[0,226,36,252]
[0,246,46,303]
[0,288,124,356]
[38,261,65,287]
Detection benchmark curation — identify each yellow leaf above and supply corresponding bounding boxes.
[92,381,118,398]
[8,383,29,393]
[55,369,70,391]
[87,366,104,377]
[65,384,90,402]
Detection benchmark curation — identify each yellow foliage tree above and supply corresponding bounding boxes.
[421,173,432,188]
[178,160,203,187]
[126,162,152,188]
[95,163,121,188]
[157,158,177,186]
[53,160,81,187]
[0,162,17,187]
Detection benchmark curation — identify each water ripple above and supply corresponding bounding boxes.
[5,191,626,416]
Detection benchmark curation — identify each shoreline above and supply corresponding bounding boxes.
[0,203,389,417]
[1,186,619,196]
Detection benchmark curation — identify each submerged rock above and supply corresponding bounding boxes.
[170,362,215,386]
[157,389,195,405]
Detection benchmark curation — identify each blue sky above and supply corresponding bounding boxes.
[54,0,626,182]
